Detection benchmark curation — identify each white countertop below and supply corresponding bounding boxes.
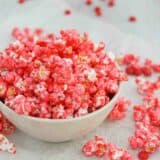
[0,0,159,160]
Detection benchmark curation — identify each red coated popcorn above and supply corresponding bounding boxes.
[0,27,127,119]
[122,53,140,65]
[107,97,131,120]
[120,53,160,77]
[135,77,157,96]
[0,134,16,154]
[82,139,96,157]
[82,136,135,159]
[94,136,107,157]
[129,96,160,159]
[0,111,15,135]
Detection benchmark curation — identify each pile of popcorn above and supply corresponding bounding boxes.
[0,27,127,119]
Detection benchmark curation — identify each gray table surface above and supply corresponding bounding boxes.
[0,0,159,160]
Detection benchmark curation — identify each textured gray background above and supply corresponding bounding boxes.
[0,0,159,159]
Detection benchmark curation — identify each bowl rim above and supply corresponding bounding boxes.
[0,85,121,123]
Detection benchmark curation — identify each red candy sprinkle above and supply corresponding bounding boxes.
[64,9,71,15]
[129,16,137,23]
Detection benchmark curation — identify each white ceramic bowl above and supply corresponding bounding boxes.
[0,88,120,142]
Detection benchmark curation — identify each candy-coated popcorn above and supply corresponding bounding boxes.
[0,27,126,119]
[107,97,131,120]
[82,136,135,159]
[0,134,16,154]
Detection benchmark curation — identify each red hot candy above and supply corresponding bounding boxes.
[0,27,127,119]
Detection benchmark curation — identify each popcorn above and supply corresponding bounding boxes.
[107,97,131,120]
[82,136,135,159]
[0,134,16,154]
[0,27,126,119]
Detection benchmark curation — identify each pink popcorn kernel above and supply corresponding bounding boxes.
[82,139,96,157]
[82,136,107,158]
[0,111,15,135]
[82,136,135,159]
[107,97,131,120]
[135,77,158,96]
[0,134,16,154]
[0,27,126,119]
